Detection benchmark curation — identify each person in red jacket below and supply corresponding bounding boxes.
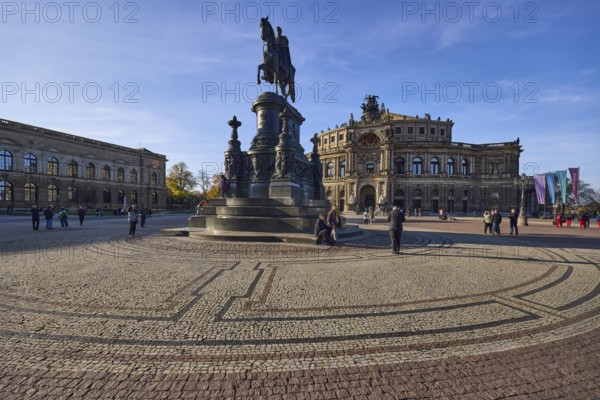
[555,212,563,228]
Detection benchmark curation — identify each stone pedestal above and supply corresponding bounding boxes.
[190,92,326,235]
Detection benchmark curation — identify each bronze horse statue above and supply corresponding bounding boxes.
[257,17,296,103]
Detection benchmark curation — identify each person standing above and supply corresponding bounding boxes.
[363,210,369,225]
[491,210,502,235]
[596,214,600,230]
[555,212,563,228]
[140,207,148,228]
[387,206,405,254]
[127,206,138,237]
[509,208,519,236]
[326,204,339,242]
[30,205,41,230]
[44,206,54,229]
[369,208,375,224]
[77,206,86,226]
[58,208,69,229]
[483,210,492,234]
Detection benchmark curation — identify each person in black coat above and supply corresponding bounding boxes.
[314,214,334,245]
[387,206,406,254]
[30,205,41,230]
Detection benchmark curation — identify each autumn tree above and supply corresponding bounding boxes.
[166,162,197,204]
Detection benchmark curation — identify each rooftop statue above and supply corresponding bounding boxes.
[257,17,296,102]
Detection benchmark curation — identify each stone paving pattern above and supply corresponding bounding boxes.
[0,213,599,399]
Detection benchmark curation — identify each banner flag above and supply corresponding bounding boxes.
[534,175,546,205]
[569,167,580,204]
[123,195,127,214]
[546,172,556,205]
[556,170,568,204]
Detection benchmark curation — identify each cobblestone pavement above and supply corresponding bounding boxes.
[0,213,599,399]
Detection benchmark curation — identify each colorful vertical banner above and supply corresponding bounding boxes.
[556,170,567,204]
[534,175,546,205]
[569,167,580,204]
[545,172,556,204]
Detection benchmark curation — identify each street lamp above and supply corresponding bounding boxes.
[514,173,530,226]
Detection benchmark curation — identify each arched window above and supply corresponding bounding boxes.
[152,192,158,205]
[339,160,346,177]
[394,189,404,197]
[67,186,77,201]
[103,188,111,203]
[130,169,138,183]
[461,159,469,175]
[67,160,78,177]
[117,168,125,183]
[0,181,13,201]
[412,157,422,175]
[447,158,455,175]
[24,154,37,173]
[394,158,405,174]
[413,189,422,197]
[131,190,138,204]
[430,157,440,175]
[431,189,439,198]
[25,183,37,202]
[0,150,13,171]
[326,162,334,177]
[117,189,125,203]
[151,172,159,186]
[102,165,111,181]
[48,185,58,202]
[48,157,59,176]
[86,163,95,179]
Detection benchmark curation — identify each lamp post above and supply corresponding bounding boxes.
[514,173,530,226]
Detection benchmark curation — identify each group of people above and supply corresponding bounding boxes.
[30,204,150,236]
[482,209,519,236]
[314,205,340,245]
[316,204,407,254]
[555,211,596,229]
[362,208,375,225]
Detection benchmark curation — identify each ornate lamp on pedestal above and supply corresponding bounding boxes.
[514,173,530,226]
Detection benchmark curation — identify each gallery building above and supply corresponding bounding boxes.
[0,118,167,211]
[317,97,522,214]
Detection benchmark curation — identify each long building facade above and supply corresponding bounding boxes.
[318,97,522,214]
[0,118,167,211]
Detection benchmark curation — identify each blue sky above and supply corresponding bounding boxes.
[1,0,599,189]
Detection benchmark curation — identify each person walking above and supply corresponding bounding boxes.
[596,214,600,230]
[387,206,406,254]
[509,208,519,236]
[58,208,69,229]
[44,205,54,229]
[363,210,369,225]
[30,204,41,230]
[483,210,493,234]
[77,206,86,226]
[140,207,148,228]
[127,206,138,237]
[369,208,375,224]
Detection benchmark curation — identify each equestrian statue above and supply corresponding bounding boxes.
[257,17,296,103]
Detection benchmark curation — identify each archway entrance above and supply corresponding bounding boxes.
[359,185,376,211]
